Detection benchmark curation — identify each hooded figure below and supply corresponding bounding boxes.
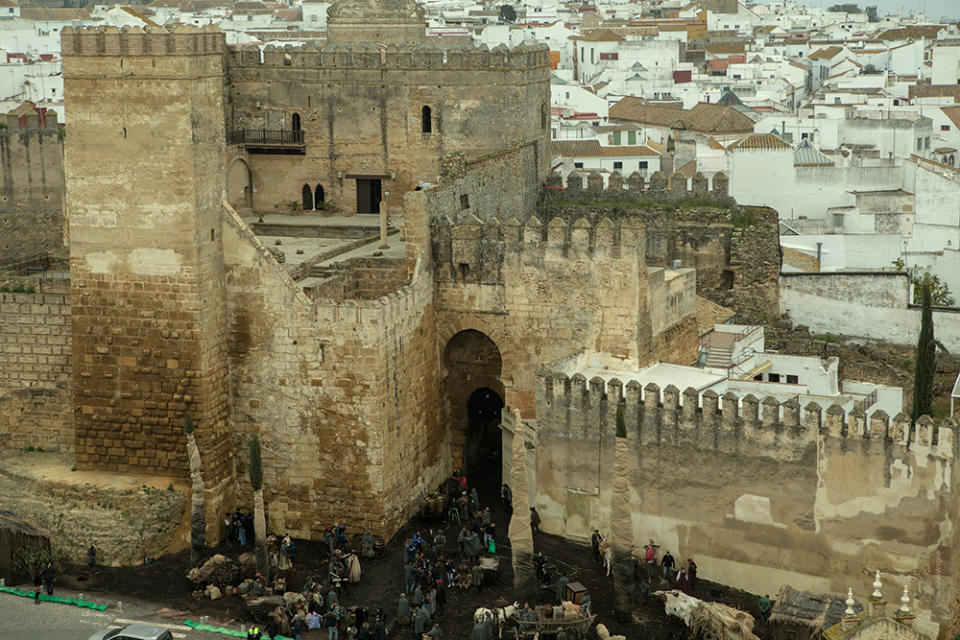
[347,552,361,583]
[397,593,410,623]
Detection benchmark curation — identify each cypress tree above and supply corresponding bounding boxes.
[911,281,936,423]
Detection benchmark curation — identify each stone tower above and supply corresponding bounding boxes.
[326,0,427,44]
[61,26,233,529]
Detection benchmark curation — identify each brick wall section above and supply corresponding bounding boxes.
[0,292,72,451]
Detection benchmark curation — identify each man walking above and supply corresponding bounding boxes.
[42,561,55,596]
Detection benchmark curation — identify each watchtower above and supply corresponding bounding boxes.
[61,26,233,524]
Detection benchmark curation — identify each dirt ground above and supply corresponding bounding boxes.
[60,464,772,640]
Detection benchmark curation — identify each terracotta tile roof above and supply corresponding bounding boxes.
[20,7,91,20]
[782,246,820,272]
[120,6,159,26]
[609,97,685,127]
[675,103,755,134]
[601,145,660,157]
[675,159,698,178]
[909,84,960,101]
[808,45,843,60]
[872,25,945,40]
[551,140,603,157]
[941,106,960,129]
[706,136,727,151]
[575,28,623,42]
[696,296,735,337]
[729,133,792,150]
[705,41,746,54]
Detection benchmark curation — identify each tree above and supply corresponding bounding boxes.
[184,412,206,567]
[248,434,269,577]
[611,401,634,620]
[865,5,879,21]
[498,4,516,23]
[912,272,955,307]
[911,281,935,423]
[828,3,861,13]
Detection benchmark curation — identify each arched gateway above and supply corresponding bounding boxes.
[442,329,504,476]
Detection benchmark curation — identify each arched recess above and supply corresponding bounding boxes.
[227,157,253,211]
[442,329,504,476]
[302,184,313,210]
[314,184,325,208]
[291,112,301,131]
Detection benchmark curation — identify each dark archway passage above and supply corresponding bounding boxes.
[442,329,503,478]
[466,387,504,474]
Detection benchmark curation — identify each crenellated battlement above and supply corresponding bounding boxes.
[61,25,225,57]
[431,212,646,284]
[535,366,957,461]
[542,170,733,206]
[225,41,550,72]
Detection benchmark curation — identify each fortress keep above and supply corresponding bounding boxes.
[0,2,957,636]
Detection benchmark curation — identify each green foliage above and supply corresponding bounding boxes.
[911,281,936,423]
[731,209,756,228]
[865,5,879,21]
[912,272,955,307]
[616,400,626,438]
[248,434,263,491]
[184,411,195,435]
[12,544,52,576]
[828,3,861,12]
[167,482,174,491]
[499,4,517,22]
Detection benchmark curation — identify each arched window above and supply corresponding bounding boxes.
[314,184,325,208]
[301,184,313,210]
[950,155,956,166]
[421,106,432,134]
[292,112,301,131]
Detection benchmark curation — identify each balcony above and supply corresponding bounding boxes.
[228,128,305,155]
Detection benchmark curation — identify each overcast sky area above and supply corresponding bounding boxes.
[749,0,960,21]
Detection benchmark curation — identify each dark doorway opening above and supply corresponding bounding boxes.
[466,387,503,475]
[301,184,313,210]
[314,184,325,208]
[291,112,301,131]
[356,178,382,214]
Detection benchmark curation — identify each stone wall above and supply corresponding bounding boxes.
[528,370,958,637]
[222,203,445,539]
[0,451,187,567]
[0,291,72,452]
[780,272,960,352]
[62,25,235,539]
[538,184,781,321]
[0,113,65,265]
[225,42,551,214]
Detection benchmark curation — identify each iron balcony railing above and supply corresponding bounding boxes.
[228,128,304,146]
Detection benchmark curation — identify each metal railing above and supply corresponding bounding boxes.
[855,389,878,412]
[228,128,304,146]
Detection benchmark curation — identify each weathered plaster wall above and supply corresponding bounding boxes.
[780,272,960,352]
[532,372,956,637]
[0,291,72,451]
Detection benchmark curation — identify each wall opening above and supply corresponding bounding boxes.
[302,184,313,210]
[421,105,432,133]
[442,329,504,476]
[356,178,382,214]
[314,184,325,208]
[292,112,301,131]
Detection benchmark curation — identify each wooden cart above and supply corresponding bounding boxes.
[509,611,596,639]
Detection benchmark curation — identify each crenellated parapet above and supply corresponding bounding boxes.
[430,211,646,284]
[61,25,225,57]
[535,365,957,463]
[225,41,550,72]
[543,170,734,207]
